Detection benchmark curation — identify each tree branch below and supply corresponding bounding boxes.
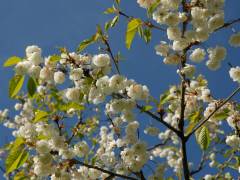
[179,1,190,179]
[102,37,121,74]
[215,151,236,179]
[118,10,166,31]
[190,152,206,176]
[139,170,146,180]
[67,114,84,144]
[215,18,240,32]
[71,159,138,180]
[136,104,181,136]
[113,93,181,136]
[186,86,240,140]
[147,139,169,151]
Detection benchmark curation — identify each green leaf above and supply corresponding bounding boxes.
[236,104,240,111]
[186,108,203,135]
[110,16,119,27]
[27,77,37,97]
[147,0,161,16]
[105,16,119,31]
[105,21,112,31]
[33,110,49,123]
[91,156,97,166]
[3,56,22,67]
[125,18,142,49]
[196,126,210,150]
[6,148,28,174]
[188,110,202,123]
[115,0,121,5]
[141,105,153,112]
[59,102,84,112]
[223,149,234,158]
[96,25,103,36]
[14,170,27,180]
[185,122,198,135]
[159,90,170,105]
[138,26,144,38]
[143,28,152,43]
[6,138,28,174]
[212,109,229,121]
[58,47,68,54]
[9,75,25,98]
[49,55,61,62]
[11,138,25,149]
[77,34,99,52]
[236,156,240,166]
[104,7,116,14]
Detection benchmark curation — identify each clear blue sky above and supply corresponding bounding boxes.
[0,0,239,179]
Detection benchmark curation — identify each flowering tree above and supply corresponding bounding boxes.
[0,0,240,179]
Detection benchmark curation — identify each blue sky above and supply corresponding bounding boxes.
[0,0,240,179]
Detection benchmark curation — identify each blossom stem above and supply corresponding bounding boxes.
[67,114,84,144]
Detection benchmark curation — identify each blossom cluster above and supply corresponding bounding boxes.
[0,44,154,179]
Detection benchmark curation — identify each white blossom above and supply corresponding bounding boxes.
[167,27,181,41]
[229,66,240,83]
[155,41,169,57]
[190,48,206,63]
[36,140,51,154]
[69,68,83,81]
[229,32,240,47]
[226,135,240,148]
[92,54,110,67]
[26,45,42,58]
[28,52,42,65]
[127,84,149,100]
[137,0,156,8]
[15,61,32,75]
[54,71,65,84]
[66,88,81,101]
[163,54,180,65]
[208,13,224,32]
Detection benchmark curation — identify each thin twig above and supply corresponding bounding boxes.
[71,159,138,180]
[118,10,166,31]
[102,37,121,74]
[215,18,240,32]
[186,86,240,140]
[215,152,236,179]
[190,152,206,176]
[106,114,121,137]
[147,139,169,151]
[113,93,181,136]
[67,114,84,144]
[136,104,181,136]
